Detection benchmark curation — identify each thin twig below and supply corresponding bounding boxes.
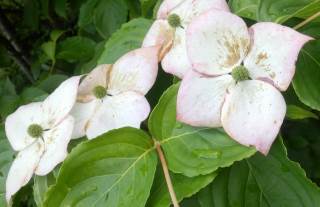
[0,36,34,83]
[155,141,180,207]
[294,11,320,30]
[0,8,34,83]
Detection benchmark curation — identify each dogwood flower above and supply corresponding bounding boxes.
[143,0,229,78]
[177,10,313,154]
[70,46,159,139]
[5,76,80,202]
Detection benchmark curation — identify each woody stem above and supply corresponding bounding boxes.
[155,141,180,207]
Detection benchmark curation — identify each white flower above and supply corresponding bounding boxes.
[5,76,81,202]
[176,10,312,154]
[143,0,229,78]
[70,46,159,139]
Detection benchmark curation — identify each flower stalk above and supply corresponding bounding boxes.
[155,141,180,207]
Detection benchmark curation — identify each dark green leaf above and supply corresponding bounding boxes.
[43,128,157,207]
[140,0,158,17]
[293,40,320,111]
[198,139,320,207]
[148,84,256,177]
[23,0,40,30]
[93,0,128,39]
[78,0,100,27]
[54,0,68,18]
[147,167,217,207]
[37,74,68,93]
[286,105,318,120]
[98,18,152,64]
[56,36,96,62]
[20,87,48,104]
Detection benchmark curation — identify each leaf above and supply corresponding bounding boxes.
[286,105,318,120]
[37,74,68,93]
[147,167,217,207]
[20,87,48,104]
[50,30,65,42]
[140,0,158,17]
[0,126,15,206]
[56,36,96,62]
[229,0,320,23]
[78,41,106,74]
[43,127,157,207]
[41,41,56,62]
[98,18,152,64]
[148,84,256,177]
[23,0,40,30]
[54,0,68,18]
[198,139,320,207]
[293,40,320,111]
[78,0,100,27]
[93,0,128,39]
[33,174,56,207]
[0,95,20,118]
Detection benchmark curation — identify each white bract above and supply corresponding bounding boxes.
[143,0,229,78]
[5,76,80,202]
[177,9,313,154]
[71,46,159,139]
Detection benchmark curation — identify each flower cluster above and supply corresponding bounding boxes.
[144,0,312,154]
[4,46,160,203]
[4,0,313,203]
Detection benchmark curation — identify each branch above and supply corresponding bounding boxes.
[294,11,320,30]
[0,36,34,83]
[155,141,180,207]
[0,7,34,83]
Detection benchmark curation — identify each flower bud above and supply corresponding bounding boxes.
[93,85,107,99]
[168,14,182,28]
[232,66,250,82]
[27,124,43,138]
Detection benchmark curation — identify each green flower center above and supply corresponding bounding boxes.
[27,124,43,138]
[93,85,107,99]
[168,14,181,28]
[231,66,250,82]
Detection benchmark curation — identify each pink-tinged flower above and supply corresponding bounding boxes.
[177,10,313,155]
[143,0,229,78]
[5,76,81,203]
[70,46,159,139]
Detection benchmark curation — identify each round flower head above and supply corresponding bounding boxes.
[177,9,313,155]
[70,46,159,139]
[5,76,81,203]
[143,0,230,78]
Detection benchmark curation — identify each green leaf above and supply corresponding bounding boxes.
[78,41,106,74]
[293,40,320,111]
[37,74,68,93]
[56,36,96,62]
[198,139,320,207]
[54,0,68,18]
[50,30,65,42]
[140,0,158,17]
[286,105,318,120]
[23,0,40,30]
[148,84,256,177]
[98,18,152,64]
[0,95,20,118]
[93,0,128,39]
[41,42,56,62]
[33,174,56,207]
[229,0,320,23]
[20,87,48,104]
[78,0,100,27]
[147,167,217,207]
[0,126,15,206]
[43,127,157,207]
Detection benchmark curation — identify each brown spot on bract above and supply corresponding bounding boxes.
[256,52,268,65]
